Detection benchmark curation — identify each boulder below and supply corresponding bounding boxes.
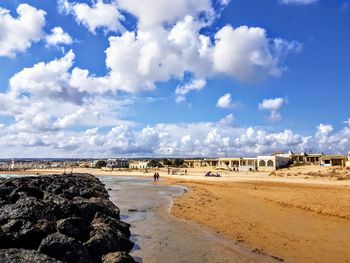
[93,212,131,238]
[60,197,120,221]
[0,248,62,263]
[102,252,136,263]
[56,217,90,241]
[38,232,92,263]
[15,219,56,249]
[84,226,134,261]
[0,174,135,263]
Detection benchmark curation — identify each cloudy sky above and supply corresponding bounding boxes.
[0,0,349,158]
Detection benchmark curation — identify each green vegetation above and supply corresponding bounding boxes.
[147,160,163,168]
[95,160,107,168]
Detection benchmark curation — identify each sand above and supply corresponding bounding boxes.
[3,166,350,262]
[170,180,350,263]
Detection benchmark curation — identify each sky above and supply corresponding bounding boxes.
[0,0,349,158]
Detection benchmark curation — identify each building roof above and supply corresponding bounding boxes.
[320,155,345,160]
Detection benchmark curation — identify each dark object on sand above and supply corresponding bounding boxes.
[0,174,135,263]
[205,171,221,177]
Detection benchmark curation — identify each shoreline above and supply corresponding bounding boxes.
[3,168,350,262]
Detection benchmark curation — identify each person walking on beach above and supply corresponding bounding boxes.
[153,172,157,182]
[156,172,160,181]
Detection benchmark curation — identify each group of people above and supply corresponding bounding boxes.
[153,172,160,181]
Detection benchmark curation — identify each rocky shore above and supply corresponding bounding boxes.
[0,174,135,263]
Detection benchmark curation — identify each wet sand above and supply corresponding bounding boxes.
[100,176,276,263]
[170,180,350,263]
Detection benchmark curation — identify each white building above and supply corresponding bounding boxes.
[239,158,258,171]
[217,158,257,171]
[106,159,128,168]
[129,161,149,169]
[257,156,290,171]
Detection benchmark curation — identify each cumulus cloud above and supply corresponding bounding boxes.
[259,97,285,111]
[118,0,214,29]
[55,0,299,96]
[213,26,301,82]
[216,93,240,109]
[279,0,318,5]
[0,0,309,157]
[259,97,285,122]
[0,51,135,135]
[45,27,73,47]
[59,0,125,34]
[103,17,300,95]
[2,116,350,158]
[0,4,46,57]
[175,79,206,103]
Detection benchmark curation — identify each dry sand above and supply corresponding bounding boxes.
[3,166,350,262]
[170,179,350,263]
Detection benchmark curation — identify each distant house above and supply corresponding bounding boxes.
[320,155,345,167]
[217,157,257,171]
[239,158,258,172]
[184,159,219,168]
[217,158,240,170]
[346,152,350,167]
[184,159,204,168]
[129,161,149,169]
[257,156,290,171]
[288,151,322,165]
[106,159,128,168]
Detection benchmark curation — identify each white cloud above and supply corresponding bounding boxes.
[268,111,282,122]
[0,51,135,136]
[103,17,300,94]
[216,93,240,109]
[259,97,285,122]
[59,0,125,34]
[175,79,206,103]
[279,0,318,5]
[0,1,311,157]
[45,27,73,47]
[0,4,46,57]
[213,26,300,82]
[259,97,285,111]
[117,0,213,29]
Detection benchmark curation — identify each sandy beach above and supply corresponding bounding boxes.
[3,166,350,262]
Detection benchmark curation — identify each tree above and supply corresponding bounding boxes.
[173,159,184,167]
[163,159,172,166]
[148,160,162,168]
[95,160,107,168]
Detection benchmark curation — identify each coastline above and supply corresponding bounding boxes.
[3,168,350,262]
[168,179,350,263]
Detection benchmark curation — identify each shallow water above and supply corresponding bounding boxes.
[0,174,276,262]
[100,176,276,263]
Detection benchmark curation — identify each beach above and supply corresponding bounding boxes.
[2,166,350,262]
[171,179,350,263]
[100,176,276,263]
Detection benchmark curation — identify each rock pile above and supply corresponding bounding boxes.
[0,174,135,263]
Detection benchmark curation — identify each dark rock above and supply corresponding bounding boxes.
[57,217,90,241]
[39,232,92,263]
[15,219,56,249]
[102,252,136,263]
[0,197,60,223]
[93,212,131,238]
[59,197,120,221]
[0,174,134,263]
[0,248,62,263]
[84,225,134,261]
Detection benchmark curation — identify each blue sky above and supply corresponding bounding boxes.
[0,0,349,158]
